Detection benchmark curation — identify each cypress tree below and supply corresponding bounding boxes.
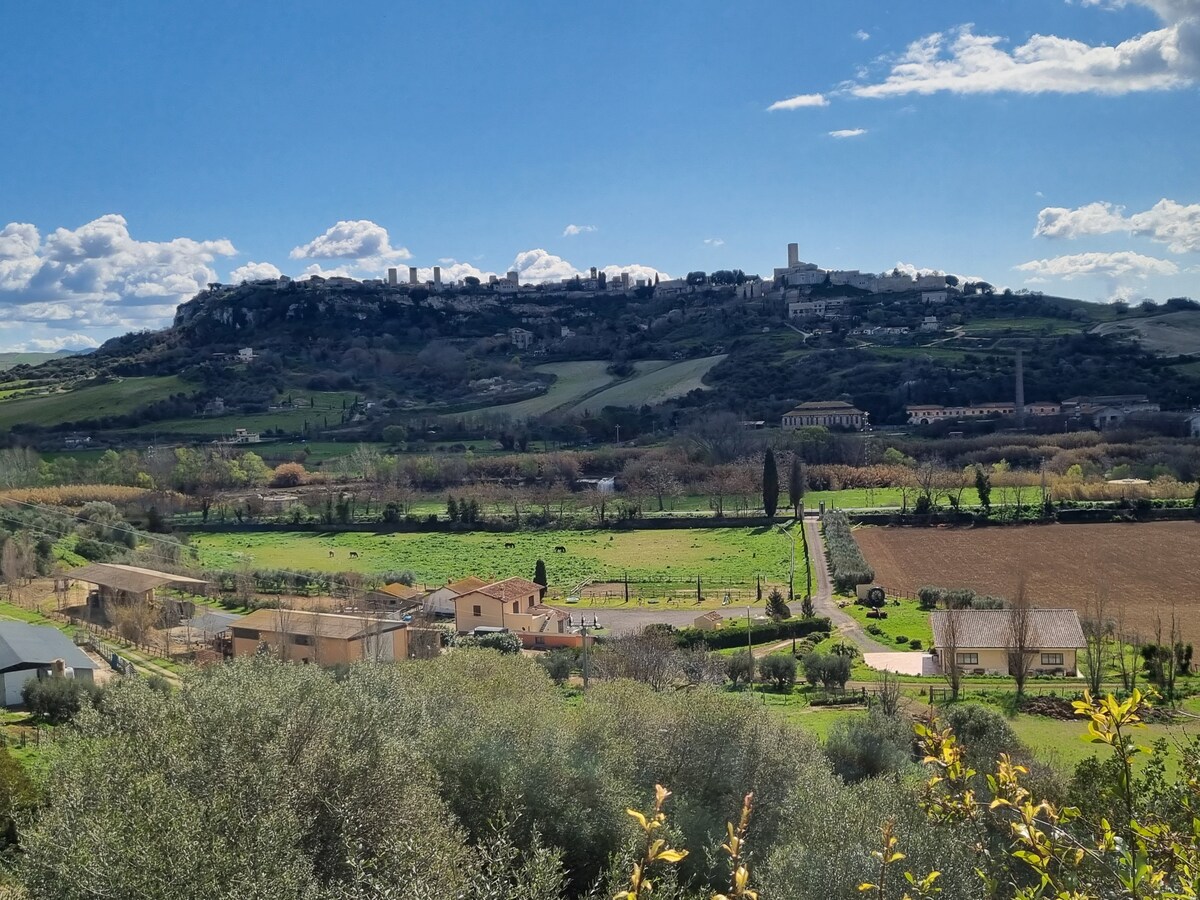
[762,449,780,519]
[788,455,805,519]
[533,558,548,588]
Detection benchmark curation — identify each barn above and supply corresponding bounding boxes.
[0,622,99,707]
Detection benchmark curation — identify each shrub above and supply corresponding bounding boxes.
[801,652,851,690]
[909,639,922,650]
[674,617,830,651]
[270,462,307,487]
[917,586,942,611]
[895,635,909,645]
[822,511,874,593]
[758,654,797,691]
[866,624,884,636]
[460,632,523,655]
[823,709,915,783]
[537,649,576,684]
[726,650,754,688]
[73,537,114,562]
[22,676,102,724]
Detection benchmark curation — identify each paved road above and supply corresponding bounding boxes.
[804,517,888,654]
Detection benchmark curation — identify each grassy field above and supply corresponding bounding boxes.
[570,355,726,414]
[0,376,190,429]
[127,390,362,436]
[187,527,809,599]
[482,361,616,418]
[843,598,934,646]
[961,317,1081,335]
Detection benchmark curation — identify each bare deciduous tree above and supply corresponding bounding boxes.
[1114,601,1140,693]
[1081,588,1113,695]
[1006,576,1034,697]
[940,606,963,701]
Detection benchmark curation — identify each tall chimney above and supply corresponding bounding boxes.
[1014,349,1026,427]
[787,242,799,268]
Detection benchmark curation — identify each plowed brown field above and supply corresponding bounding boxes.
[855,521,1200,643]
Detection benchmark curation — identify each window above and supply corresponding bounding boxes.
[472,605,482,617]
[231,627,258,640]
[1041,653,1064,666]
[955,652,978,666]
[512,602,519,614]
[291,634,310,646]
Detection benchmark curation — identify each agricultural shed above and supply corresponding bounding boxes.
[930,608,1085,677]
[70,563,209,604]
[694,611,724,630]
[229,608,438,665]
[0,622,98,707]
[184,610,242,640]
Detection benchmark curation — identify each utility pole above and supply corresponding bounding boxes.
[746,605,753,693]
[615,424,620,445]
[580,620,590,690]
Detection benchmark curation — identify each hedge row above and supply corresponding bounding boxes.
[674,616,831,651]
[822,511,874,593]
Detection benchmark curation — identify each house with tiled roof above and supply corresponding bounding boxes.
[930,608,1085,677]
[453,577,589,648]
[422,576,491,616]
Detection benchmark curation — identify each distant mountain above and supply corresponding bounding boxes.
[0,349,85,371]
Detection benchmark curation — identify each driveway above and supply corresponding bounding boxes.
[549,607,701,634]
[863,652,937,676]
[804,517,889,654]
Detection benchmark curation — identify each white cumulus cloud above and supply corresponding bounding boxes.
[829,128,868,138]
[0,214,236,341]
[1035,198,1200,253]
[17,333,100,352]
[1016,250,1179,279]
[229,261,284,283]
[767,93,830,111]
[289,219,411,262]
[562,224,597,237]
[511,249,668,284]
[855,30,871,41]
[848,7,1200,99]
[704,238,725,247]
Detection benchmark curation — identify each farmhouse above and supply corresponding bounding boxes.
[930,608,1085,677]
[781,401,868,431]
[423,575,491,616]
[0,622,99,708]
[453,577,588,648]
[230,608,439,665]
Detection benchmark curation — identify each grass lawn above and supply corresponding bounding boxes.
[126,390,362,436]
[961,317,1081,336]
[0,376,190,429]
[843,598,933,647]
[481,361,616,418]
[186,527,810,600]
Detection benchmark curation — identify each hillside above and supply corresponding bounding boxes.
[1,277,1197,443]
[0,350,77,371]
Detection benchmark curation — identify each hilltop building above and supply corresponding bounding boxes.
[781,401,868,431]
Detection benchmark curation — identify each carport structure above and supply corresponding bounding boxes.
[69,563,209,605]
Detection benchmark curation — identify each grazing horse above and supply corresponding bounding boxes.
[504,542,516,549]
[553,545,567,553]
[349,551,360,559]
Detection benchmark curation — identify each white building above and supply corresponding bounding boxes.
[509,327,535,350]
[237,348,255,362]
[922,290,949,304]
[781,401,868,431]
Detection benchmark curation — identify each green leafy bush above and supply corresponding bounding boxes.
[822,511,874,593]
[758,654,797,691]
[22,676,103,724]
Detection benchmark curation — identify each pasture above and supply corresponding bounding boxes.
[187,527,809,603]
[0,376,190,429]
[856,521,1200,644]
[569,355,725,414]
[482,361,616,418]
[127,390,363,436]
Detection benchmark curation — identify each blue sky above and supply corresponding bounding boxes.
[1,0,1197,350]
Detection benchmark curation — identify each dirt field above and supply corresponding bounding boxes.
[855,521,1200,643]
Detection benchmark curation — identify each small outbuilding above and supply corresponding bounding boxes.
[0,622,99,707]
[693,611,725,630]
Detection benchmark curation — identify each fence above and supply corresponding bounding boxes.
[0,726,57,751]
[926,685,1091,703]
[578,579,772,607]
